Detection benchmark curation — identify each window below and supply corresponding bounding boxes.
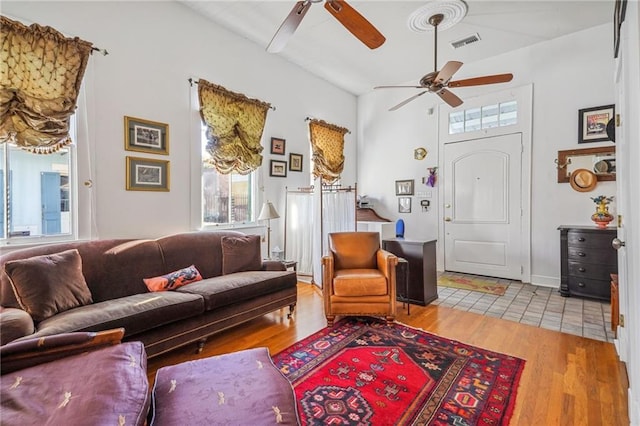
[0,142,75,241]
[201,130,255,226]
[449,100,518,134]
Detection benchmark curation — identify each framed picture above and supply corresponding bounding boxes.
[578,105,615,144]
[270,137,286,155]
[289,153,303,172]
[395,179,415,195]
[124,116,169,155]
[126,156,170,191]
[398,197,411,213]
[270,159,287,177]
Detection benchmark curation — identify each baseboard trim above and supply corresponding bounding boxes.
[530,274,560,288]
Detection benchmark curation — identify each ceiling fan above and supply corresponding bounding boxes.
[375,13,513,111]
[267,0,386,53]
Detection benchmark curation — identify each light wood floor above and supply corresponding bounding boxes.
[147,283,630,425]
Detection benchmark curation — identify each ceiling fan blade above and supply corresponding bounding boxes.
[436,88,463,108]
[389,91,428,111]
[434,61,463,85]
[448,73,514,88]
[324,0,386,49]
[374,85,423,89]
[266,1,312,53]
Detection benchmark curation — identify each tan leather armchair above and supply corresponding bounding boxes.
[322,232,398,326]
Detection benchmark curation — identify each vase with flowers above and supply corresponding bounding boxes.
[590,195,614,228]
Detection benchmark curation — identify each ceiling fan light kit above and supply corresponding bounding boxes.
[375,0,513,111]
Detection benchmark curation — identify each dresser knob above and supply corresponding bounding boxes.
[578,237,585,242]
[578,282,586,287]
[578,252,586,257]
[579,267,586,272]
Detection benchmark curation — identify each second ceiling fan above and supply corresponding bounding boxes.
[267,0,386,53]
[375,13,513,111]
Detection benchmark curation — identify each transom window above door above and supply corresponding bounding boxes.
[449,100,518,134]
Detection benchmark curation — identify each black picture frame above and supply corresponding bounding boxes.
[270,160,287,177]
[289,153,303,172]
[578,105,615,144]
[270,137,286,155]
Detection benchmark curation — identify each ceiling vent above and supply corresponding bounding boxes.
[451,33,481,49]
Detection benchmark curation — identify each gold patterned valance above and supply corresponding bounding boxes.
[0,16,93,154]
[198,79,271,175]
[309,119,349,184]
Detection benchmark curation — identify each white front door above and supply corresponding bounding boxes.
[443,133,522,280]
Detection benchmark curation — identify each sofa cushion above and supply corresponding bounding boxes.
[4,249,93,323]
[1,341,149,426]
[221,235,261,275]
[177,271,296,311]
[144,265,203,292]
[24,292,204,339]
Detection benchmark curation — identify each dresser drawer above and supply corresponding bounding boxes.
[568,261,616,281]
[567,230,615,249]
[568,246,618,265]
[568,277,611,301]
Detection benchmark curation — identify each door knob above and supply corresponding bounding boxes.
[444,217,452,222]
[444,204,451,208]
[612,238,626,250]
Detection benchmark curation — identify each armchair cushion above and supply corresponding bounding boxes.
[333,269,388,296]
[4,249,93,323]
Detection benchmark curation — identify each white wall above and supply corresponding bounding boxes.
[3,1,357,251]
[357,24,615,286]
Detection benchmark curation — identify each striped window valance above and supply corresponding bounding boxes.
[308,119,349,184]
[197,79,272,175]
[0,16,93,154]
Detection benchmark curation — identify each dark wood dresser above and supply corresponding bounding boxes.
[558,226,617,301]
[382,239,438,306]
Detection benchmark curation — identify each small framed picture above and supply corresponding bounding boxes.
[270,137,286,155]
[395,179,415,196]
[398,197,411,213]
[124,116,169,155]
[578,105,615,144]
[126,156,170,191]
[289,153,303,172]
[270,159,287,177]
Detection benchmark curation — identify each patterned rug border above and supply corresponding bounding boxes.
[273,317,526,425]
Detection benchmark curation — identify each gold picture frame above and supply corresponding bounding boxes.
[124,116,169,155]
[126,156,170,191]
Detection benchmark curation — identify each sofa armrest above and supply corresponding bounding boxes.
[0,307,35,345]
[1,328,125,375]
[262,260,286,271]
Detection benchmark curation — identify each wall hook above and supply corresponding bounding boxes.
[555,158,571,169]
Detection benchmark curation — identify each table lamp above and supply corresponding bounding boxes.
[258,201,280,259]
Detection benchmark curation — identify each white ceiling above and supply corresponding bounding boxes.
[180,1,613,96]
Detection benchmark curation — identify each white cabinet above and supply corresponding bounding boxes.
[357,221,395,243]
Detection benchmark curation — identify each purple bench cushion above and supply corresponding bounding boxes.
[22,292,204,339]
[177,271,297,311]
[1,341,150,426]
[151,347,298,425]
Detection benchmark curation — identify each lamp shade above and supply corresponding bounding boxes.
[258,201,280,221]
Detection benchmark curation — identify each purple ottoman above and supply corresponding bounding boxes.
[150,347,299,425]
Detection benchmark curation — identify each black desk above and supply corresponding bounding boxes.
[383,238,438,306]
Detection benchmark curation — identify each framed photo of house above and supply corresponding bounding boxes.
[270,160,287,177]
[124,116,169,155]
[578,105,615,144]
[289,153,303,172]
[126,156,170,191]
[270,137,286,155]
[395,179,415,196]
[398,197,411,213]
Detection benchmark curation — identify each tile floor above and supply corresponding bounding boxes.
[432,272,615,343]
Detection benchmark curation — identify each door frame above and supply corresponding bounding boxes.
[438,84,532,283]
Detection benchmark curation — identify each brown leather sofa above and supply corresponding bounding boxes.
[0,231,297,358]
[322,232,398,326]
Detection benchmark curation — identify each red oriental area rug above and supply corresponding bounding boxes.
[272,317,525,425]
